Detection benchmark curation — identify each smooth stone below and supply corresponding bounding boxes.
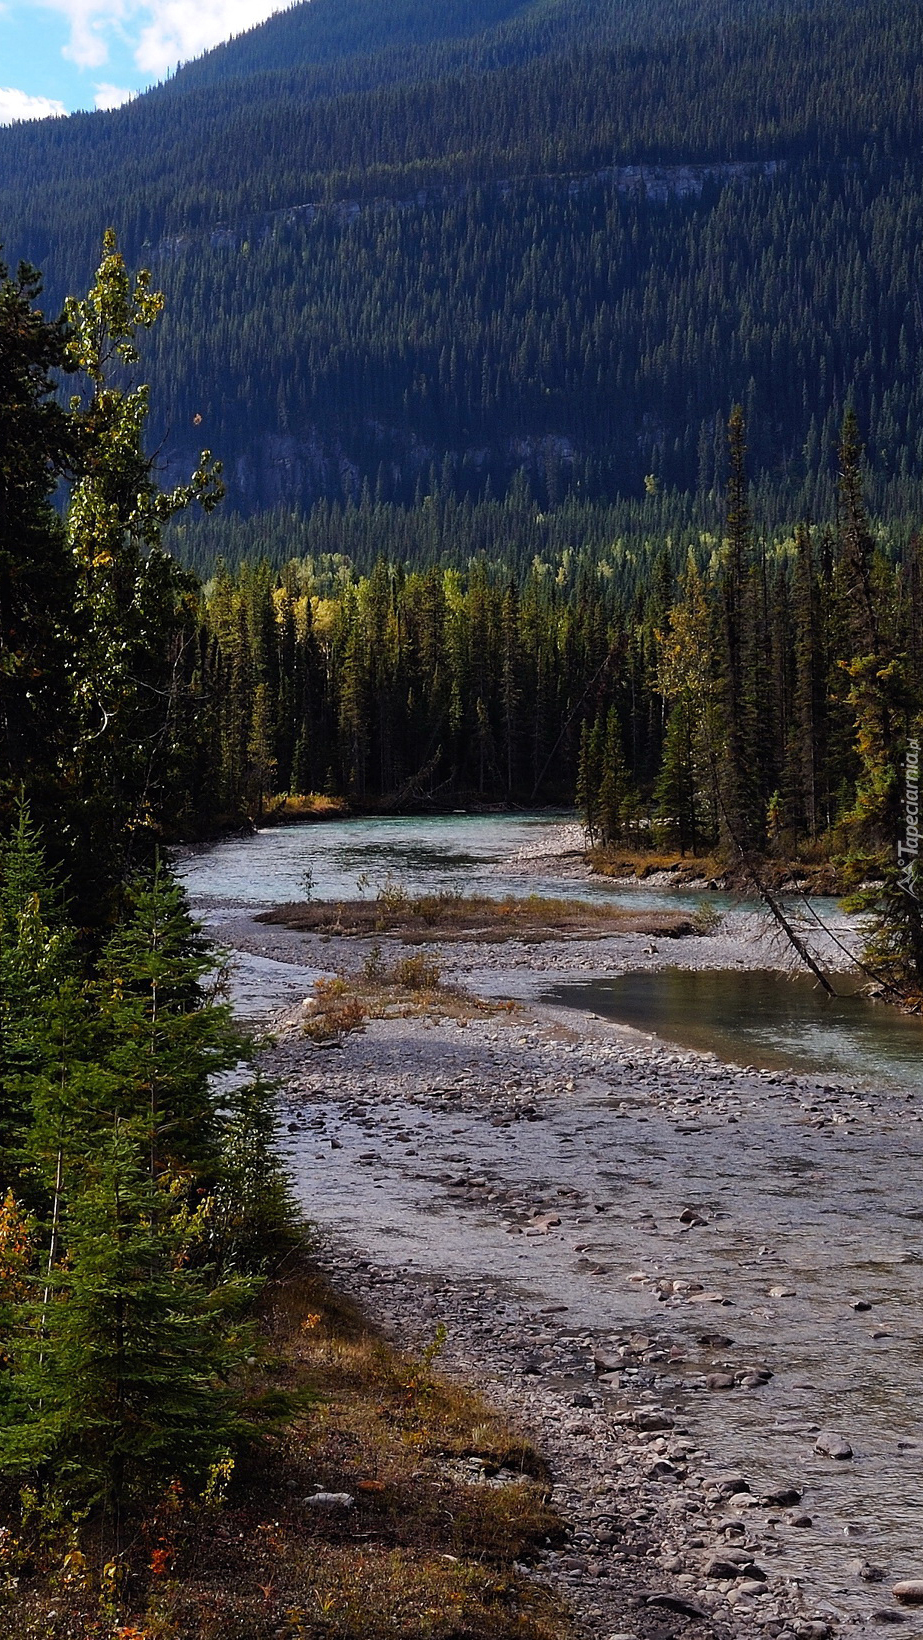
[594,1350,622,1375]
[769,1286,797,1298]
[893,1582,923,1605]
[705,1557,757,1579]
[787,1512,813,1528]
[646,1592,708,1619]
[631,1408,674,1431]
[814,1430,853,1460]
[706,1372,737,1391]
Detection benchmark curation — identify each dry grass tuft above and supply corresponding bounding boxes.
[263,794,351,825]
[259,890,696,942]
[297,954,518,1040]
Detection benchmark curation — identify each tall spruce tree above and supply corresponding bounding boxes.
[835,410,902,852]
[717,406,761,852]
[97,860,244,1188]
[0,258,75,828]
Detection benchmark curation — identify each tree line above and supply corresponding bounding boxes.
[3,0,923,512]
[2,228,923,1576]
[0,241,292,1575]
[187,404,923,990]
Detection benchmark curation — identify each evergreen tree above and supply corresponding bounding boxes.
[597,707,629,845]
[717,405,761,851]
[1,1119,255,1532]
[97,860,244,1187]
[63,233,224,913]
[835,410,902,852]
[0,258,75,828]
[0,804,74,1173]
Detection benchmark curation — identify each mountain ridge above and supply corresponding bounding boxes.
[1,0,922,529]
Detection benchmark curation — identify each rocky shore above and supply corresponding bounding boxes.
[216,906,921,1640]
[180,821,921,1640]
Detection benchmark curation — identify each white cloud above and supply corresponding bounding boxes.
[33,0,290,79]
[0,85,67,122]
[38,0,129,69]
[134,0,288,75]
[94,80,135,107]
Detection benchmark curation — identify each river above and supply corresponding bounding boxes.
[179,810,919,1091]
[178,812,923,1633]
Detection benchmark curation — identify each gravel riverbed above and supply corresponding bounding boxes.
[187,862,921,1640]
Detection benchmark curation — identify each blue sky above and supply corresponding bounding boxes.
[0,0,292,121]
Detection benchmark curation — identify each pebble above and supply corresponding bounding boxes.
[814,1431,853,1460]
[893,1582,923,1605]
[209,894,919,1640]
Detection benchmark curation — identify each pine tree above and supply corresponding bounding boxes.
[654,701,698,853]
[835,411,902,852]
[97,859,244,1187]
[1,1119,255,1531]
[62,233,224,911]
[0,258,75,829]
[717,405,761,851]
[0,804,74,1175]
[597,707,628,845]
[847,859,923,1004]
[247,680,278,818]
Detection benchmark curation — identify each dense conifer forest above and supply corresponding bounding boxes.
[3,0,923,516]
[3,0,923,1622]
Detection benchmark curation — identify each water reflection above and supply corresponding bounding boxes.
[179,810,725,911]
[547,967,923,1090]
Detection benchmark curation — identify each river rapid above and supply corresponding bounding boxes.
[179,813,923,1640]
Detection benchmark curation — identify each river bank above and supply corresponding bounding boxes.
[179,815,922,1640]
[200,909,915,1640]
[261,970,923,1640]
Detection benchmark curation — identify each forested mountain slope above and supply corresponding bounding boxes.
[1,0,922,527]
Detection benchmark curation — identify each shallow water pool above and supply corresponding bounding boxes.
[547,967,923,1090]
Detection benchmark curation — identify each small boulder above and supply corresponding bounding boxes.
[893,1582,923,1606]
[632,1407,674,1431]
[305,1491,354,1509]
[712,1472,750,1496]
[814,1430,853,1460]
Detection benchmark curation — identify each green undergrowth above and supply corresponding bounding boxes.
[0,1257,571,1640]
